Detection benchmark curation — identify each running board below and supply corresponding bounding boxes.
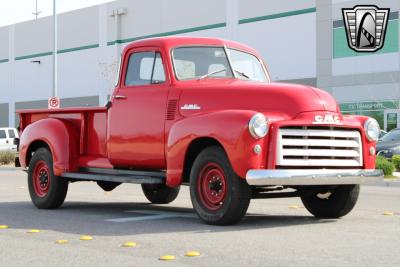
[61,168,165,185]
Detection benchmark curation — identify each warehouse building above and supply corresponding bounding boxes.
[0,0,399,130]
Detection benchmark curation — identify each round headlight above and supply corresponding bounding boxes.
[364,118,380,142]
[249,113,268,139]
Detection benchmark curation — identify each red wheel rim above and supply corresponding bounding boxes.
[33,160,51,197]
[197,162,227,211]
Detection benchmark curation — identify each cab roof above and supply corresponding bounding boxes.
[122,36,260,56]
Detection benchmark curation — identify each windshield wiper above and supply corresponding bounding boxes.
[234,70,250,79]
[198,68,227,80]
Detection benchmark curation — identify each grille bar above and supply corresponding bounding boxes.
[280,128,360,138]
[276,127,363,167]
[282,149,359,157]
[281,138,359,148]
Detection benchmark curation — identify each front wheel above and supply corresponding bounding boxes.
[190,146,251,225]
[300,185,360,218]
[28,148,68,209]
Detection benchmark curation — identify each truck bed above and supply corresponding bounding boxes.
[18,107,110,165]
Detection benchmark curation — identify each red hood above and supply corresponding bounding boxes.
[178,80,339,119]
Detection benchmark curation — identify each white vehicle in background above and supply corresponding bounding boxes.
[0,128,18,152]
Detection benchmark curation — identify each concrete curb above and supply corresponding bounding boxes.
[0,167,19,171]
[367,179,400,188]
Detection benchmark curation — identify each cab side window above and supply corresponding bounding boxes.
[125,52,166,86]
[0,130,6,139]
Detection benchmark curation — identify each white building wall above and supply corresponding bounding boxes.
[333,53,400,76]
[333,83,400,103]
[236,13,316,80]
[14,17,53,59]
[0,27,8,61]
[58,6,99,52]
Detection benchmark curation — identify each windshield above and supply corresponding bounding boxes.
[381,129,400,142]
[172,46,269,82]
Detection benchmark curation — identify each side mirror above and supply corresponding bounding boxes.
[106,101,112,109]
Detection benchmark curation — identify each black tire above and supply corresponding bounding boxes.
[300,185,360,218]
[190,146,251,225]
[141,184,180,204]
[28,148,68,209]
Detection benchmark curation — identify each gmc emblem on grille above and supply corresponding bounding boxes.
[313,115,343,125]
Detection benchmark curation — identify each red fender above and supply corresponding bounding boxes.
[342,115,377,169]
[166,110,269,187]
[19,118,79,176]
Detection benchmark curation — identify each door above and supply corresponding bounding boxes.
[384,109,400,132]
[108,48,169,169]
[0,129,7,151]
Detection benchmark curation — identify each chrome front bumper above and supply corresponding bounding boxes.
[246,169,383,186]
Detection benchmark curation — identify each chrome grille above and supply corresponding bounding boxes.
[276,126,363,167]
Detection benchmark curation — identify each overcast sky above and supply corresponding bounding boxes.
[0,0,114,27]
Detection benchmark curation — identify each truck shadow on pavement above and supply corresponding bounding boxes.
[0,201,337,236]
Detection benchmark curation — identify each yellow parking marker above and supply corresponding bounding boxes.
[80,235,93,241]
[383,211,394,216]
[185,251,201,257]
[121,242,137,247]
[159,255,176,261]
[288,205,300,209]
[0,225,9,229]
[56,240,68,244]
[27,229,41,234]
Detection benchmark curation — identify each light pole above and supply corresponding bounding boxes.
[32,0,42,19]
[53,0,58,97]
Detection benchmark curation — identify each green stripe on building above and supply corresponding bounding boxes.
[15,51,53,60]
[0,59,9,63]
[238,7,316,24]
[107,22,227,46]
[15,44,100,60]
[58,44,99,54]
[333,19,399,58]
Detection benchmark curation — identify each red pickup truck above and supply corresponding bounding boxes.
[17,37,382,225]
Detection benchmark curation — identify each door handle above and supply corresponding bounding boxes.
[113,95,127,100]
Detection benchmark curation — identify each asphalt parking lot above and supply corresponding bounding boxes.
[0,168,399,266]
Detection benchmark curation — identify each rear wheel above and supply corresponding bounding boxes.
[28,148,68,209]
[141,184,180,204]
[300,185,359,218]
[190,146,251,225]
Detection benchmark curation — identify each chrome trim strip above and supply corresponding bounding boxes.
[246,169,383,186]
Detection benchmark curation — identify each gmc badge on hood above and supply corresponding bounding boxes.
[313,115,343,125]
